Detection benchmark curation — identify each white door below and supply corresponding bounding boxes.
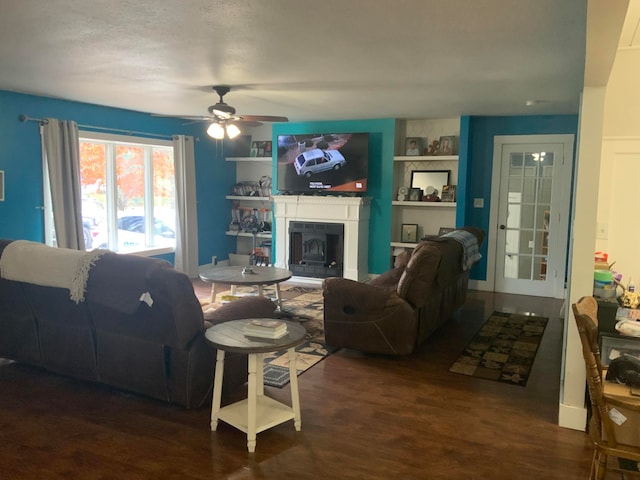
[491,135,574,298]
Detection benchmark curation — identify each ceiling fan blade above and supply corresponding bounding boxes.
[151,113,213,122]
[239,114,289,123]
[233,120,263,128]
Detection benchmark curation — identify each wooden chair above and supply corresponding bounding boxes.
[573,295,640,479]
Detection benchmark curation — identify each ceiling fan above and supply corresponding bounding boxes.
[156,86,288,140]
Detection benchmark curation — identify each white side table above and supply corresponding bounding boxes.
[205,319,306,452]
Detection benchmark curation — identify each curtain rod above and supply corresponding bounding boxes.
[18,114,175,140]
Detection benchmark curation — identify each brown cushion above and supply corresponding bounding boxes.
[203,295,277,325]
[369,249,411,289]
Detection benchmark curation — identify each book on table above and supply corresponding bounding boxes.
[243,319,288,339]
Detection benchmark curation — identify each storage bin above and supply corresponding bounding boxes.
[600,334,640,366]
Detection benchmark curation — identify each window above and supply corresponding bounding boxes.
[78,132,176,254]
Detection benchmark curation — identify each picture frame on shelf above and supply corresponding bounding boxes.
[408,188,423,202]
[410,170,450,198]
[250,140,273,157]
[251,141,266,157]
[438,227,455,236]
[231,135,252,157]
[401,224,419,243]
[441,185,457,202]
[438,136,458,155]
[263,141,272,157]
[405,137,424,156]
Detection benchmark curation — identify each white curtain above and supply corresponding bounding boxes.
[42,118,84,250]
[173,135,199,276]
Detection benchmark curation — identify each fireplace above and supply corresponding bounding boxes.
[272,195,371,281]
[289,222,344,278]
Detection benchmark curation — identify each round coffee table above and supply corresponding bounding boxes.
[205,319,306,453]
[199,265,293,308]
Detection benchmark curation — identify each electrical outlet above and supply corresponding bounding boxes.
[473,198,484,208]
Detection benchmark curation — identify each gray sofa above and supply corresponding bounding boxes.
[0,239,275,408]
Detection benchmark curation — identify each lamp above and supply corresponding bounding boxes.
[226,123,241,139]
[207,122,225,139]
[206,121,242,140]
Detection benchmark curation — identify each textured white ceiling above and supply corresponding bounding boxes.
[0,0,591,121]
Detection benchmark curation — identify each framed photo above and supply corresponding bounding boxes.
[263,140,273,157]
[438,136,458,155]
[401,224,418,243]
[410,170,450,197]
[405,137,424,156]
[252,140,266,157]
[408,187,422,201]
[441,185,457,202]
[231,135,252,157]
[438,227,455,236]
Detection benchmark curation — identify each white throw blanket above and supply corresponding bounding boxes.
[0,240,107,303]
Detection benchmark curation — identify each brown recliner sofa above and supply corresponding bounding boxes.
[322,227,485,355]
[0,239,276,408]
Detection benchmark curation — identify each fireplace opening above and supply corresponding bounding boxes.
[289,222,344,278]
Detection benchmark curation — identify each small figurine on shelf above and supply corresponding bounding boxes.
[427,139,440,156]
[422,186,440,202]
[618,277,640,308]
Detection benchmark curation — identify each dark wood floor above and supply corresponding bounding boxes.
[0,286,595,479]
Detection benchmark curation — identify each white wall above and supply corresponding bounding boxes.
[597,46,640,283]
[560,86,606,430]
[559,0,631,431]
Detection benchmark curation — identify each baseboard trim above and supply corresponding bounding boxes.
[468,279,492,291]
[558,402,587,431]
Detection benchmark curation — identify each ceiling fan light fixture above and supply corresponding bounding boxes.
[226,123,241,139]
[207,122,225,139]
[209,103,236,119]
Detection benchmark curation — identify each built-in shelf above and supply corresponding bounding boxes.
[226,195,271,201]
[391,201,456,207]
[225,231,272,239]
[226,153,273,261]
[393,155,458,162]
[391,119,461,254]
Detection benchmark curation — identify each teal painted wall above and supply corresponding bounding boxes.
[0,89,578,281]
[273,119,396,274]
[0,90,234,266]
[462,115,579,280]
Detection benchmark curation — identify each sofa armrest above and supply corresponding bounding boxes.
[323,277,400,319]
[322,277,418,355]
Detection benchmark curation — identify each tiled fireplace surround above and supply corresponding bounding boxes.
[272,196,372,281]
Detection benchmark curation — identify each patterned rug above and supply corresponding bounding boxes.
[448,311,548,386]
[198,283,336,388]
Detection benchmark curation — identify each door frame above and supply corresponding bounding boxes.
[486,134,575,299]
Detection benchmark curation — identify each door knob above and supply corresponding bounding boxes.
[499,224,506,230]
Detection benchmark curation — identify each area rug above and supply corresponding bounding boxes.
[261,339,337,388]
[198,283,337,388]
[448,311,549,386]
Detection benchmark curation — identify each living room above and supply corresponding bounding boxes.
[0,0,639,477]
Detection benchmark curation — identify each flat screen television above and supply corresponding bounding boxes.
[276,133,369,194]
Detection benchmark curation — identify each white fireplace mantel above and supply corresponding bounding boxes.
[272,195,371,281]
